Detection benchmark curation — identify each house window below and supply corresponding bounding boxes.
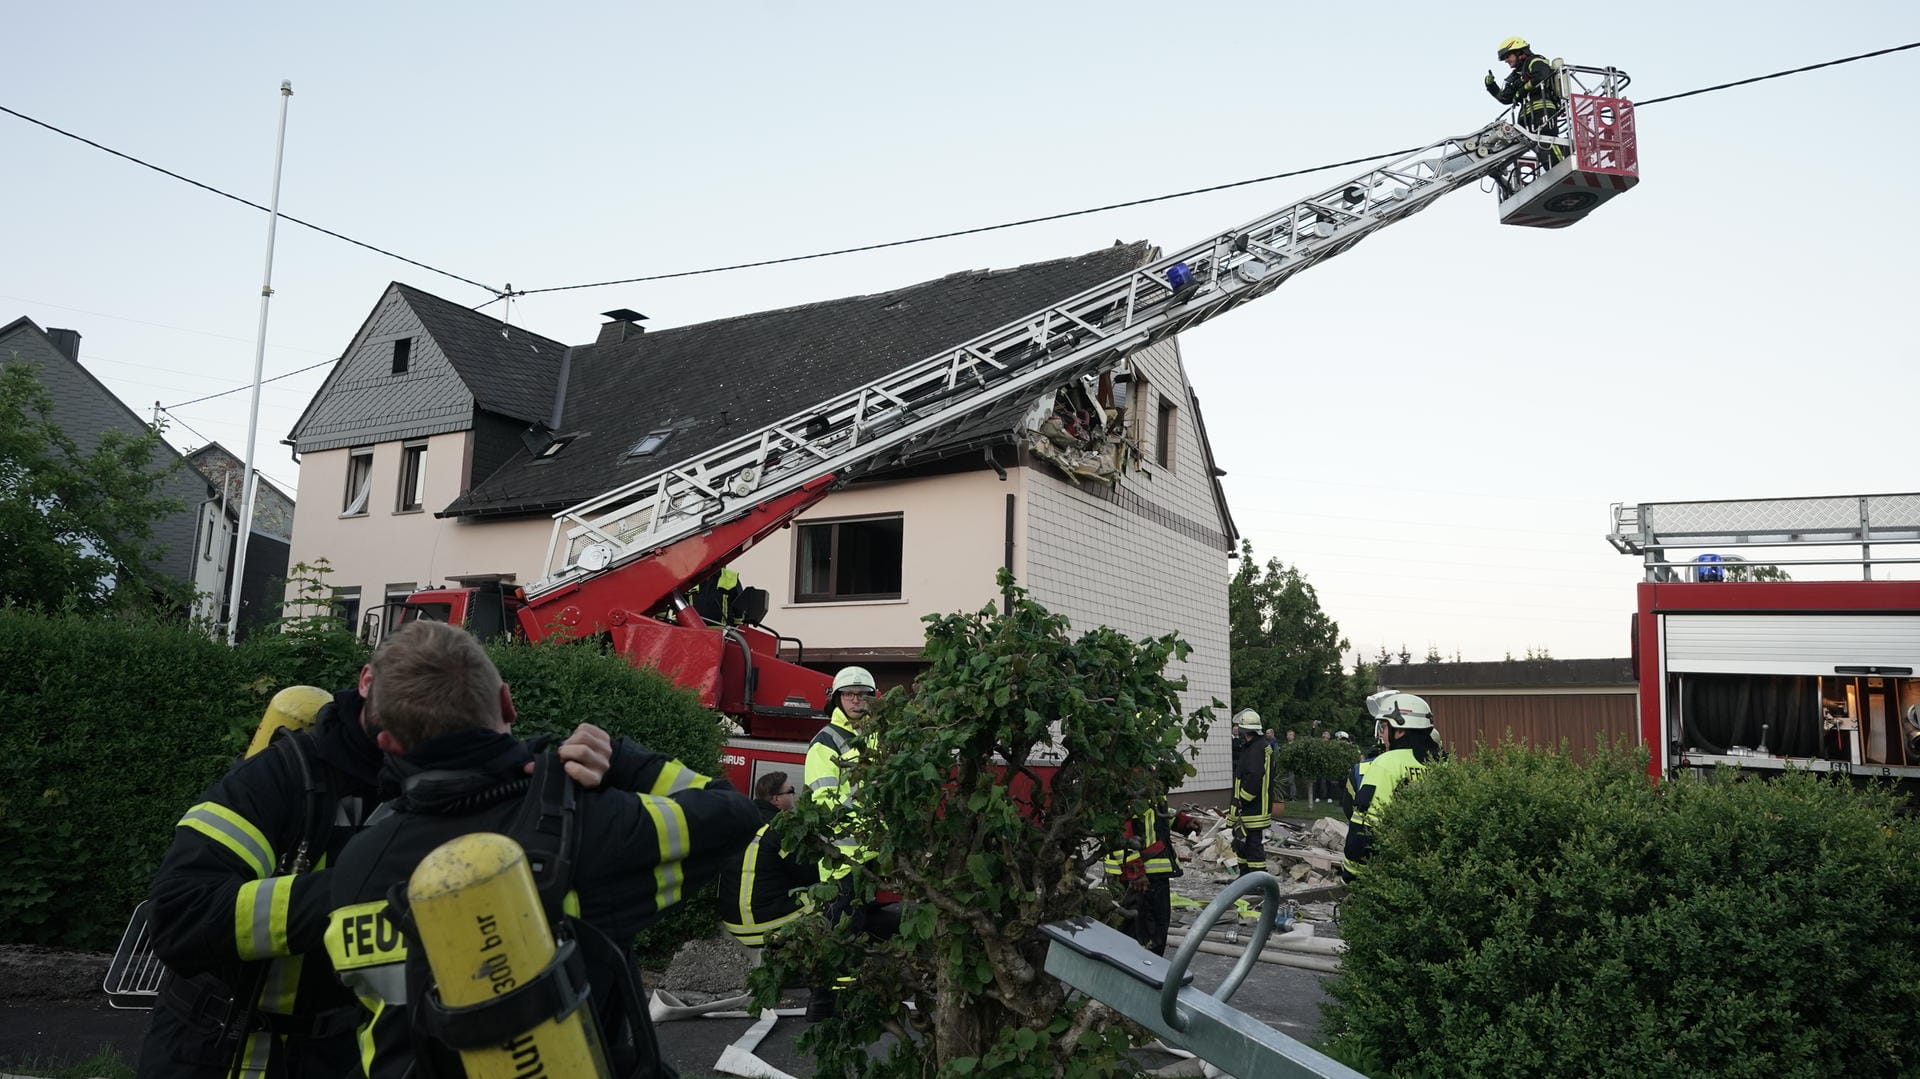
[332,587,362,637]
[1156,396,1178,469]
[392,337,412,374]
[1125,373,1150,451]
[397,442,427,512]
[795,515,903,602]
[342,448,373,516]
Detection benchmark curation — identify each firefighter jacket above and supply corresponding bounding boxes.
[323,730,760,1079]
[719,799,820,947]
[1487,53,1561,118]
[1231,733,1277,830]
[1103,804,1201,882]
[138,689,381,1079]
[804,710,868,879]
[1343,740,1441,874]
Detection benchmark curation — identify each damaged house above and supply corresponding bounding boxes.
[283,242,1241,790]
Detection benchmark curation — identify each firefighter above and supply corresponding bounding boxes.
[323,620,761,1079]
[137,674,621,1078]
[801,665,894,1021]
[1103,801,1203,956]
[688,565,745,625]
[135,682,379,1078]
[1484,36,1565,182]
[1227,709,1276,879]
[1343,691,1445,880]
[719,771,819,951]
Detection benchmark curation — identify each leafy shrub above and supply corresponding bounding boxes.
[0,608,254,947]
[1277,736,1361,788]
[754,575,1209,1078]
[1323,743,1920,1078]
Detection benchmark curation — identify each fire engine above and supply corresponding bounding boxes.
[1610,492,1920,794]
[380,66,1637,790]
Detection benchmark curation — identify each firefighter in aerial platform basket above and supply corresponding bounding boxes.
[1484,36,1566,188]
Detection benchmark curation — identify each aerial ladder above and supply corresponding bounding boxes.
[398,65,1637,750]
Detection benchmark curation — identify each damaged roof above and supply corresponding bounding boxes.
[444,241,1157,518]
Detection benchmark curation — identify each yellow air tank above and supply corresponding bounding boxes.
[407,833,610,1078]
[244,685,333,758]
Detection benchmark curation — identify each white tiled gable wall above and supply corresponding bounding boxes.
[1020,339,1234,793]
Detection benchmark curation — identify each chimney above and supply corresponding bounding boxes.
[595,308,648,347]
[46,328,81,361]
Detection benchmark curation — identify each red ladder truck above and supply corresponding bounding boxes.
[383,65,1638,791]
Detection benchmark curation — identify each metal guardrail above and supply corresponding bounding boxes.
[1041,873,1365,1079]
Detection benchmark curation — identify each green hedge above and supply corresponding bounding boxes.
[1323,744,1920,1078]
[1277,736,1362,786]
[0,610,728,952]
[0,610,260,947]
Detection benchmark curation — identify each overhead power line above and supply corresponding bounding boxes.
[511,148,1419,296]
[1634,40,1920,105]
[0,103,502,296]
[164,357,335,409]
[517,39,1920,296]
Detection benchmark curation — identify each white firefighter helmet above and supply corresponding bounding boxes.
[1234,708,1263,732]
[1366,689,1433,729]
[831,666,876,694]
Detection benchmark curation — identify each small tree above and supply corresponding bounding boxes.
[754,574,1211,1077]
[0,360,191,615]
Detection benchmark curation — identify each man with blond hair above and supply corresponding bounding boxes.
[325,620,759,1079]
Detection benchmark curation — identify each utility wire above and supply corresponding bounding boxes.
[164,357,335,409]
[519,39,1920,296]
[0,103,502,296]
[1635,40,1919,105]
[93,38,1920,411]
[513,148,1417,296]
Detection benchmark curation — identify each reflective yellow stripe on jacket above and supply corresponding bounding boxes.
[722,823,807,947]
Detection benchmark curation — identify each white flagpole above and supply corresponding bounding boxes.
[226,80,293,645]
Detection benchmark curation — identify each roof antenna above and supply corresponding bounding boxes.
[499,284,513,339]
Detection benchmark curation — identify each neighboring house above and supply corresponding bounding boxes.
[183,442,297,637]
[0,316,240,625]
[286,244,1242,790]
[1386,658,1638,759]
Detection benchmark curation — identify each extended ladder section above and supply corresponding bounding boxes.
[1609,493,1920,581]
[531,119,1561,598]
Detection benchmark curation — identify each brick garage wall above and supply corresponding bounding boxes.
[1021,339,1235,792]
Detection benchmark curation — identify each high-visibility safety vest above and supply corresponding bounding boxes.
[1349,747,1429,830]
[1231,735,1276,830]
[804,711,868,880]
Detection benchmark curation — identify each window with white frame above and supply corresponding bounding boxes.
[342,448,373,516]
[397,442,427,512]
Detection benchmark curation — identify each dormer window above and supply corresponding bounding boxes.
[626,430,672,458]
